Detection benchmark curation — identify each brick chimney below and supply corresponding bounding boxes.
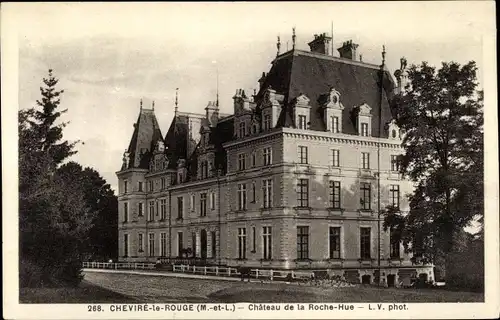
[308,33,332,55]
[337,40,359,60]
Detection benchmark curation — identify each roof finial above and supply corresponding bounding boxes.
[140,98,143,110]
[152,100,155,110]
[276,35,281,56]
[382,45,386,66]
[292,27,296,49]
[174,88,179,115]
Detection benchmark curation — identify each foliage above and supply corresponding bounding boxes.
[19,70,116,287]
[383,61,484,265]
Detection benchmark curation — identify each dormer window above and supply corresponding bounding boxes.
[292,94,311,131]
[387,119,401,140]
[331,116,339,133]
[263,114,271,131]
[323,88,344,133]
[298,115,307,129]
[178,172,184,184]
[356,103,372,137]
[239,121,246,138]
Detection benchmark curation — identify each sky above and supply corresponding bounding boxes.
[10,2,493,193]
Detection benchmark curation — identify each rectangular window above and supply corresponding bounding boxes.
[390,185,400,209]
[211,231,217,258]
[200,193,207,217]
[262,179,273,208]
[251,151,256,167]
[148,201,154,221]
[177,232,183,256]
[361,122,369,136]
[210,192,216,210]
[148,180,153,192]
[178,172,183,184]
[362,152,370,169]
[123,234,129,257]
[160,232,167,257]
[298,146,308,164]
[123,202,129,222]
[239,121,246,138]
[331,116,339,133]
[238,228,247,259]
[192,232,197,257]
[238,153,246,171]
[297,179,309,207]
[138,202,144,217]
[237,183,247,210]
[190,194,195,212]
[251,181,256,203]
[160,199,167,220]
[330,149,340,167]
[263,147,272,166]
[161,177,166,190]
[149,233,155,257]
[329,227,341,259]
[263,226,272,260]
[138,233,144,253]
[177,197,184,219]
[390,229,400,258]
[360,182,371,210]
[360,227,371,259]
[298,115,307,129]
[296,226,309,260]
[138,181,144,192]
[329,181,341,209]
[264,114,271,130]
[391,155,401,172]
[252,227,256,252]
[124,180,128,194]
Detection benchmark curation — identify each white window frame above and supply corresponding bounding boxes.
[263,147,272,166]
[262,226,272,260]
[327,224,344,259]
[237,183,247,211]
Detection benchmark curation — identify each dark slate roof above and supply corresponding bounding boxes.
[257,49,396,137]
[164,114,189,169]
[124,108,163,170]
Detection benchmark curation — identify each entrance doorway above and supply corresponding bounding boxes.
[387,274,396,287]
[200,230,207,259]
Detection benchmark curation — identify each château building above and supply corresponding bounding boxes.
[116,31,434,286]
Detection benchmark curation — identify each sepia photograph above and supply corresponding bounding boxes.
[2,2,498,319]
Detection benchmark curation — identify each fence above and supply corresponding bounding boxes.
[83,261,156,270]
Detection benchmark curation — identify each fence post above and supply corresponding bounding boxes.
[228,268,231,277]
[193,266,196,274]
[256,269,259,279]
[270,270,274,281]
[215,266,219,276]
[204,266,207,275]
[115,263,117,270]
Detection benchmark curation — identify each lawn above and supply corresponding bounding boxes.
[20,271,484,303]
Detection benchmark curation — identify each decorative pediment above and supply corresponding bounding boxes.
[294,93,311,108]
[262,87,284,108]
[177,159,186,169]
[387,119,401,140]
[358,103,372,115]
[324,87,344,110]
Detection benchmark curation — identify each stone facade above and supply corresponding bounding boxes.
[116,32,434,286]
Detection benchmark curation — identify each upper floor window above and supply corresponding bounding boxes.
[177,197,184,219]
[138,181,144,192]
[237,183,247,211]
[360,182,371,210]
[331,116,339,133]
[263,147,272,166]
[148,180,154,192]
[123,180,128,194]
[262,179,273,208]
[251,151,256,167]
[297,179,309,207]
[238,153,246,171]
[200,193,207,217]
[160,199,167,220]
[263,114,271,131]
[160,177,166,190]
[210,192,216,210]
[148,200,154,221]
[190,194,195,212]
[138,202,144,217]
[361,152,370,169]
[239,121,246,138]
[391,155,402,172]
[390,184,400,209]
[298,115,307,129]
[298,146,308,164]
[361,123,369,136]
[123,202,129,222]
[330,149,340,167]
[329,181,341,209]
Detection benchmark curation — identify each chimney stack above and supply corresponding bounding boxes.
[337,40,359,60]
[308,33,332,55]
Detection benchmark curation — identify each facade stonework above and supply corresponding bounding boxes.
[116,33,434,286]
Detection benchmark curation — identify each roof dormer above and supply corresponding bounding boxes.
[322,87,344,133]
[292,93,311,130]
[356,103,372,137]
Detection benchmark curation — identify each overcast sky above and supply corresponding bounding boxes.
[11,2,493,192]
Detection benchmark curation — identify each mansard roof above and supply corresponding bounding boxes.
[164,113,189,169]
[123,108,163,170]
[256,49,396,137]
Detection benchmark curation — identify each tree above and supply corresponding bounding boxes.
[57,162,118,261]
[19,70,93,287]
[384,61,484,266]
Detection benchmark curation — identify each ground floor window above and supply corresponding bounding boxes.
[177,232,183,257]
[160,232,167,257]
[211,231,216,259]
[297,226,309,260]
[390,229,400,258]
[329,227,341,259]
[238,228,247,259]
[123,234,129,257]
[262,226,272,260]
[360,227,371,259]
[148,233,155,257]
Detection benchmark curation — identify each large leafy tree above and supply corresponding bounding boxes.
[384,61,483,265]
